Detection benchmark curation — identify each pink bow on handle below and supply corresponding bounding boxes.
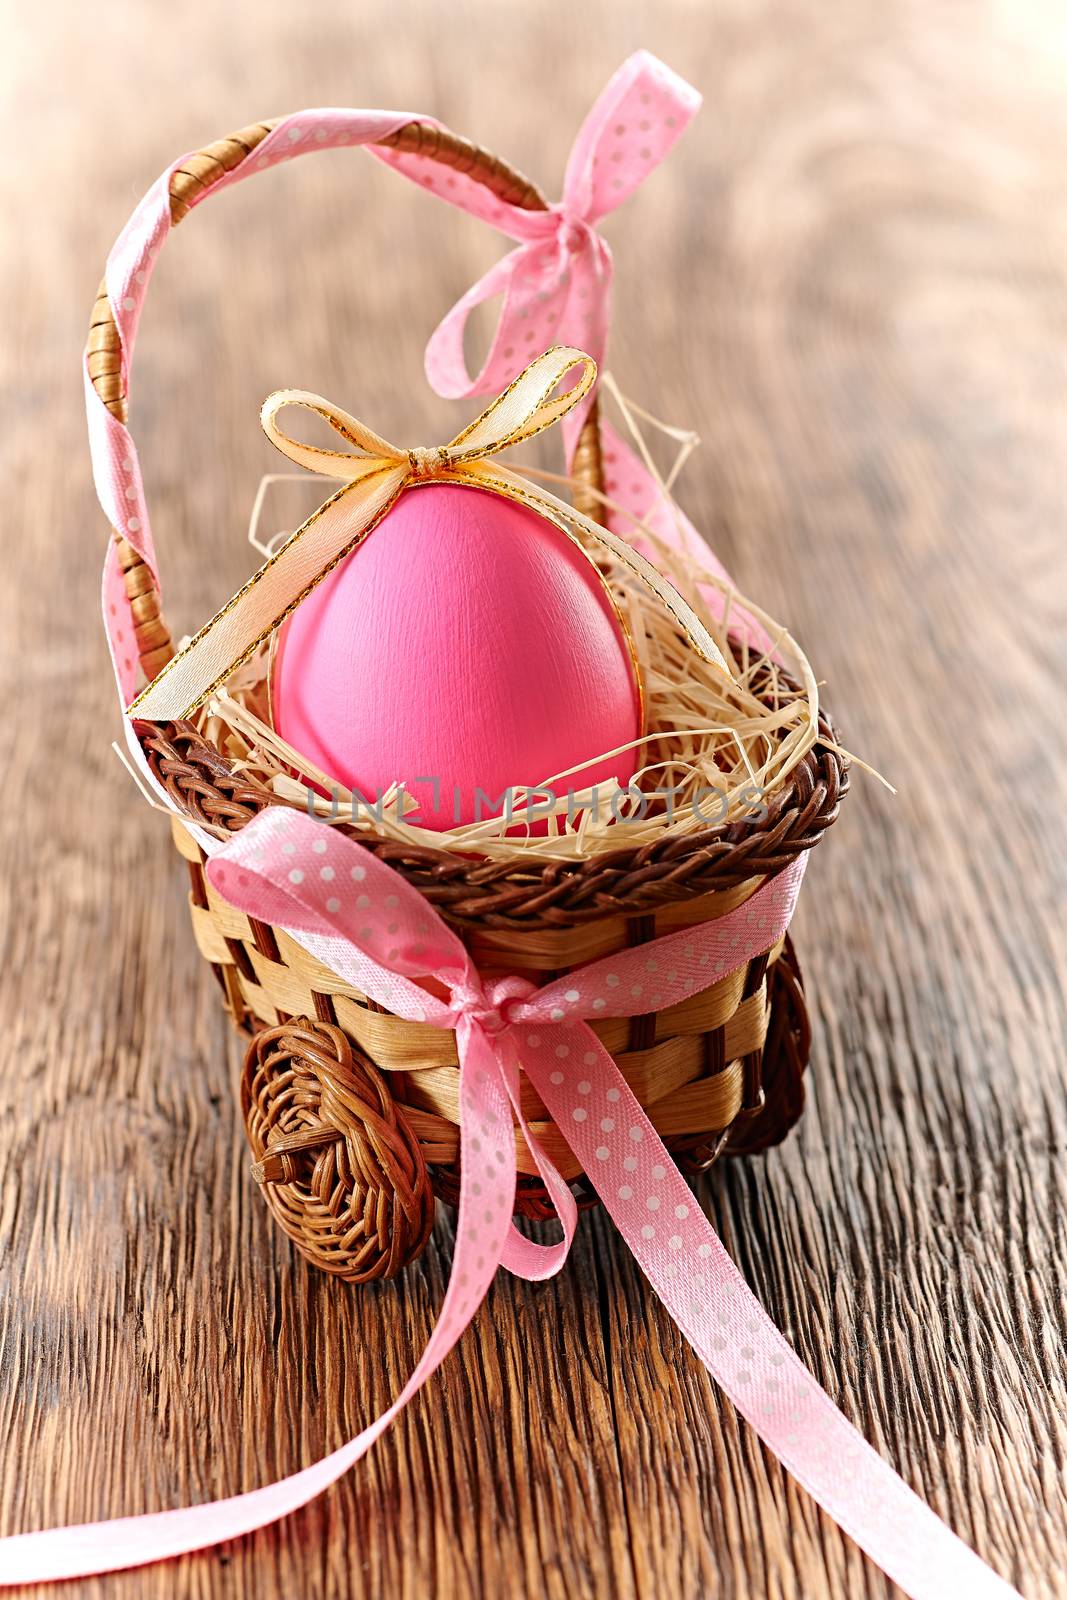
[381,51,743,616]
[375,49,699,461]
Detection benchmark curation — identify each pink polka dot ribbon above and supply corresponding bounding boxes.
[387,50,768,647]
[0,810,1019,1596]
[375,49,699,465]
[382,47,760,645]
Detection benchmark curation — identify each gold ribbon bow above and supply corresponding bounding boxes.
[129,347,728,720]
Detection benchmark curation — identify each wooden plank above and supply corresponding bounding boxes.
[0,2,1064,1596]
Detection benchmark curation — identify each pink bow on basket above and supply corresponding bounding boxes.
[0,808,1019,1598]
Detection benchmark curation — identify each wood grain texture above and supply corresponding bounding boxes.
[1,0,1065,1595]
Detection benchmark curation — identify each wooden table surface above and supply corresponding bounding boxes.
[2,2,1065,1596]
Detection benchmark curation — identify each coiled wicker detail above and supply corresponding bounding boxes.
[241,1018,435,1281]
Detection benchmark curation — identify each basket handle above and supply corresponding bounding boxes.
[86,117,605,687]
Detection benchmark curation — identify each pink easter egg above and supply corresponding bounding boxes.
[272,484,641,830]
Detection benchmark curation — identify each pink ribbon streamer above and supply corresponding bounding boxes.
[0,813,1018,1597]
[61,58,1021,1597]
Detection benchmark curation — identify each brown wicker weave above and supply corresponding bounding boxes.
[90,118,848,1281]
[242,1019,435,1281]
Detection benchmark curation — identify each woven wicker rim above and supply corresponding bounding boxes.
[91,116,848,929]
[138,660,846,931]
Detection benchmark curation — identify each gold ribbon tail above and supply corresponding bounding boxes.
[127,462,407,720]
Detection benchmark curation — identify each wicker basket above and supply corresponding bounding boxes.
[88,118,848,1283]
